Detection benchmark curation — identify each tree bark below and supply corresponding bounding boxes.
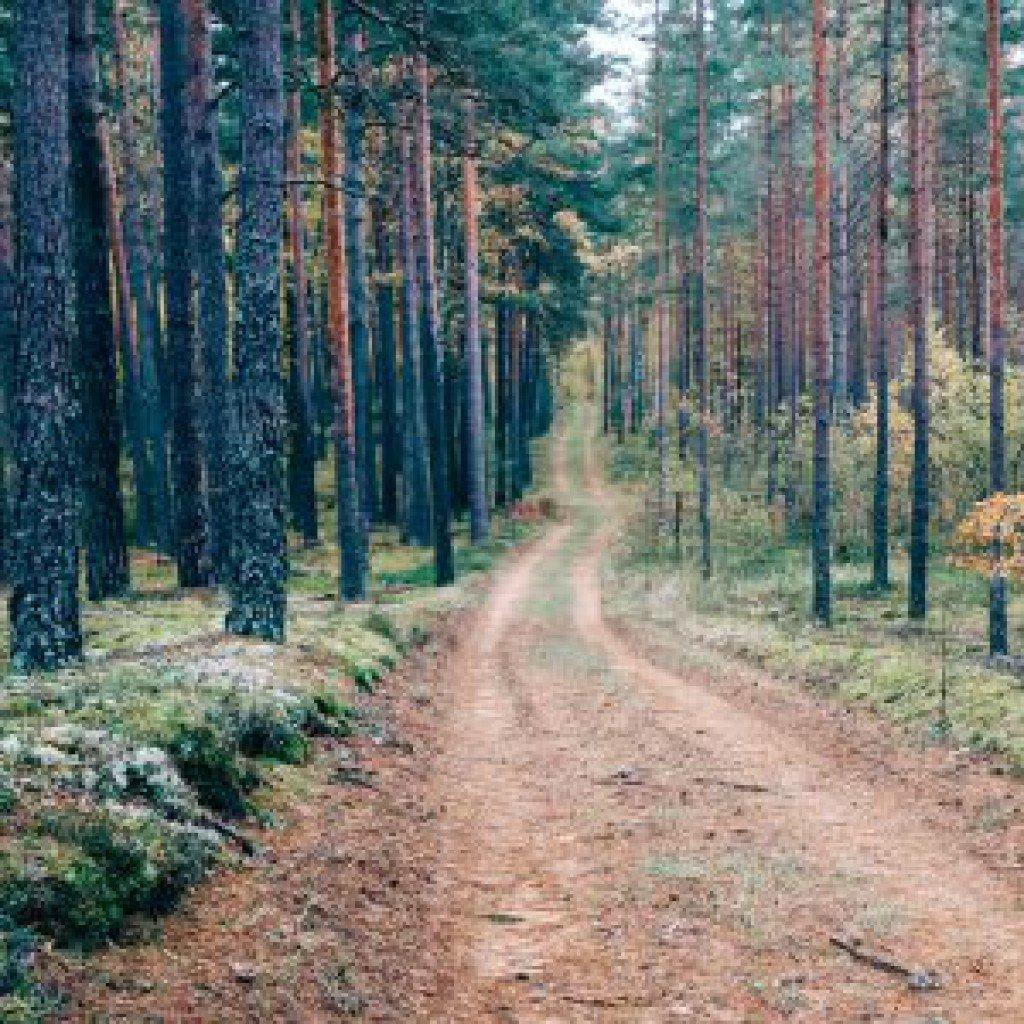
[226,0,288,640]
[372,186,400,526]
[398,95,432,545]
[70,0,131,602]
[345,27,376,533]
[908,0,929,619]
[986,0,1007,654]
[161,0,211,586]
[873,0,892,590]
[695,0,711,580]
[10,0,83,669]
[285,0,318,544]
[462,95,489,543]
[319,0,366,599]
[811,0,832,625]
[184,0,230,581]
[833,0,850,414]
[112,0,171,555]
[414,51,455,586]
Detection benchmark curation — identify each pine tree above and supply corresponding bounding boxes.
[986,0,1007,654]
[398,90,432,547]
[908,0,930,620]
[414,49,455,586]
[319,0,367,601]
[226,0,288,640]
[184,0,230,582]
[70,0,131,602]
[463,93,489,543]
[161,0,211,587]
[9,0,82,670]
[285,0,318,545]
[873,0,892,591]
[695,0,712,581]
[811,0,832,626]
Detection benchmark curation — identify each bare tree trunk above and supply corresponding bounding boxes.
[161,0,210,586]
[10,0,82,668]
[463,94,489,543]
[70,0,131,601]
[113,0,170,554]
[226,0,287,640]
[873,0,891,591]
[908,0,929,619]
[833,0,850,414]
[986,0,1007,654]
[811,0,832,625]
[318,0,366,599]
[184,0,230,581]
[398,96,431,545]
[695,0,711,579]
[414,49,455,585]
[285,0,318,544]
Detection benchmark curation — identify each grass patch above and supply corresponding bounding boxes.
[604,421,1024,773]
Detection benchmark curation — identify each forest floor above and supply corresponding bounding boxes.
[49,405,1024,1022]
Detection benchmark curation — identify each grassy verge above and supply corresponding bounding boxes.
[0,455,549,1021]
[600,426,1024,775]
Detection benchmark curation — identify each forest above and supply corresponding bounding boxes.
[1,0,1024,1018]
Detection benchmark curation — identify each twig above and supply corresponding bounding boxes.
[830,934,941,991]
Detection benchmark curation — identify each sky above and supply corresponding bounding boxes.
[586,0,654,112]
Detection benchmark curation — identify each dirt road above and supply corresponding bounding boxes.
[415,415,1024,1022]
[55,412,1024,1022]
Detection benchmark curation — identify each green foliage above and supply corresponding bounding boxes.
[0,810,218,951]
[0,927,52,1023]
[227,702,309,765]
[163,722,260,818]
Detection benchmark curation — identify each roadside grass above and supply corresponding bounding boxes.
[0,445,551,1019]
[601,427,1024,775]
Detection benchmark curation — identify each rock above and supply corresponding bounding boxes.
[231,962,258,984]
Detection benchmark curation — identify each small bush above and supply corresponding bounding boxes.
[164,723,260,817]
[0,928,45,1019]
[303,691,357,738]
[231,703,309,765]
[0,812,218,951]
[363,609,402,646]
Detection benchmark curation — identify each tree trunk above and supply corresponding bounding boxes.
[345,27,376,533]
[285,0,318,544]
[968,133,983,363]
[463,95,489,543]
[372,188,400,526]
[318,0,366,600]
[495,258,511,506]
[161,0,210,586]
[113,0,171,555]
[986,0,1007,654]
[10,0,82,669]
[695,0,712,580]
[398,96,432,546]
[811,0,832,625]
[508,300,523,503]
[184,0,230,581]
[414,51,455,586]
[654,0,668,534]
[873,0,891,590]
[226,0,287,640]
[908,0,929,619]
[833,0,850,414]
[70,0,131,602]
[98,118,147,552]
